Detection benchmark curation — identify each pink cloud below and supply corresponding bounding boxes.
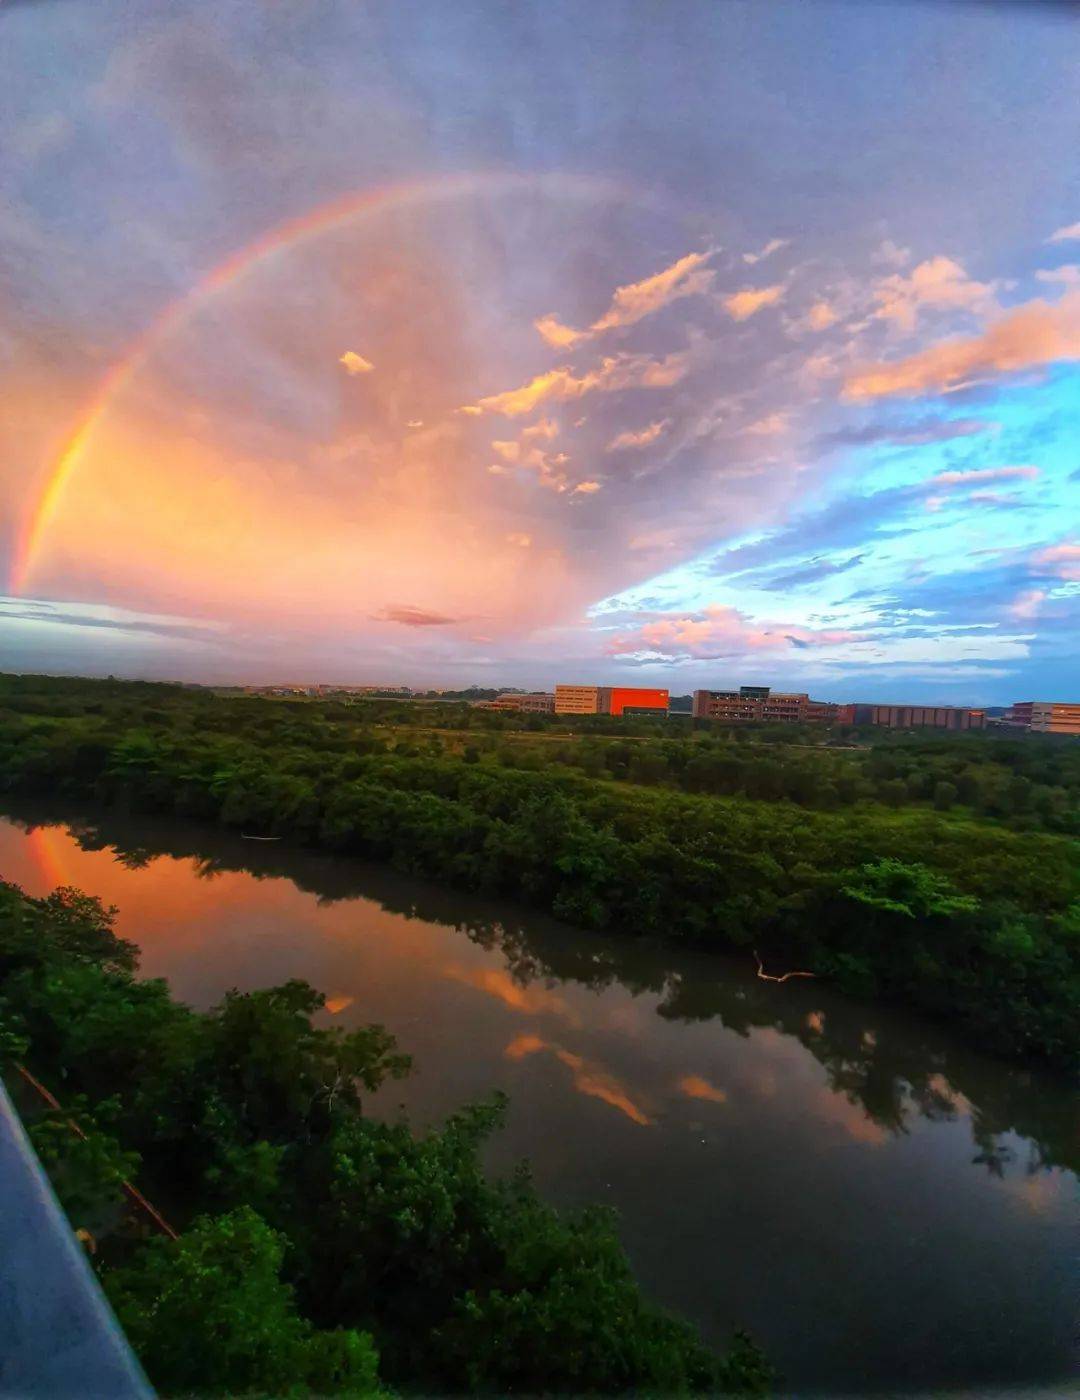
[844,289,1080,399]
[931,465,1039,487]
[872,255,999,332]
[1008,589,1046,619]
[606,603,862,660]
[1031,541,1080,581]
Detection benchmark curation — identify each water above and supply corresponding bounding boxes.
[2,804,1077,1396]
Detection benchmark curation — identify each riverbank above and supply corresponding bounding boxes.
[3,806,1078,1394]
[1,675,1078,1075]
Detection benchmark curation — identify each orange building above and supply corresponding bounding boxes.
[599,686,669,716]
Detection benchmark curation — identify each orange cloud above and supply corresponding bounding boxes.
[844,289,1080,399]
[572,481,601,494]
[446,964,579,1024]
[535,250,715,348]
[467,350,690,416]
[678,1073,728,1105]
[872,256,999,332]
[804,300,838,331]
[323,995,354,1015]
[723,283,785,321]
[606,419,669,451]
[504,1034,652,1126]
[339,350,374,374]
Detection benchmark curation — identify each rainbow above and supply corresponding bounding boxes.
[10,169,639,596]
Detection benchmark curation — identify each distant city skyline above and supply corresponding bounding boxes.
[2,1,1078,703]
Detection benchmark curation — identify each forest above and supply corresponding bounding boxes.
[0,672,1078,1074]
[1,879,772,1395]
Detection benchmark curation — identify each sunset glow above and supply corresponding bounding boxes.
[2,1,1077,700]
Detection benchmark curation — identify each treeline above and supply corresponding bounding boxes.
[0,674,1078,1072]
[1,881,770,1396]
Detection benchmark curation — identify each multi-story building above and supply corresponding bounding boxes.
[598,686,669,717]
[554,684,601,715]
[1007,701,1080,735]
[555,684,670,716]
[692,685,828,722]
[851,704,986,730]
[478,692,556,713]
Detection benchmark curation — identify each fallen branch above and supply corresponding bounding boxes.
[753,950,816,984]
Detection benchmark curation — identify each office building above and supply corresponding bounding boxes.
[851,704,986,730]
[555,684,601,715]
[1007,701,1080,735]
[692,685,831,723]
[598,686,669,717]
[478,692,555,713]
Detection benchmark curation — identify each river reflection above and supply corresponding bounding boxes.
[1,803,1077,1395]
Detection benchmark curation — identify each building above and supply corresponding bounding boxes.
[851,704,986,730]
[554,684,670,717]
[1007,701,1080,735]
[692,685,834,723]
[598,686,669,717]
[554,684,601,715]
[480,692,555,713]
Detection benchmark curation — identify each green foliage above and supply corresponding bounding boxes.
[105,1207,383,1397]
[2,879,767,1395]
[28,1097,140,1236]
[841,859,979,921]
[0,671,1078,1072]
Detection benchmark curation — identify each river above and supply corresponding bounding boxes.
[1,804,1077,1396]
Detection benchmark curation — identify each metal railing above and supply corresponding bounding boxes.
[0,1078,153,1398]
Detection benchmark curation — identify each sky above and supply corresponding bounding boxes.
[1,0,1078,702]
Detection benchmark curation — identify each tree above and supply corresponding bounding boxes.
[106,1207,383,1396]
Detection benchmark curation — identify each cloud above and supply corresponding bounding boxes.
[742,237,788,266]
[505,1034,652,1126]
[744,412,789,436]
[1030,541,1080,581]
[506,532,532,546]
[338,350,374,375]
[872,256,1000,332]
[804,300,838,332]
[723,283,785,321]
[844,289,1080,399]
[444,965,578,1024]
[1007,589,1047,620]
[489,431,573,491]
[573,480,601,494]
[931,465,1038,486]
[750,554,866,590]
[1036,264,1080,287]
[373,604,461,626]
[678,1074,728,1104]
[816,416,998,449]
[1048,222,1080,244]
[0,597,226,642]
[606,603,862,661]
[466,349,690,416]
[606,419,669,451]
[534,250,715,349]
[873,239,911,268]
